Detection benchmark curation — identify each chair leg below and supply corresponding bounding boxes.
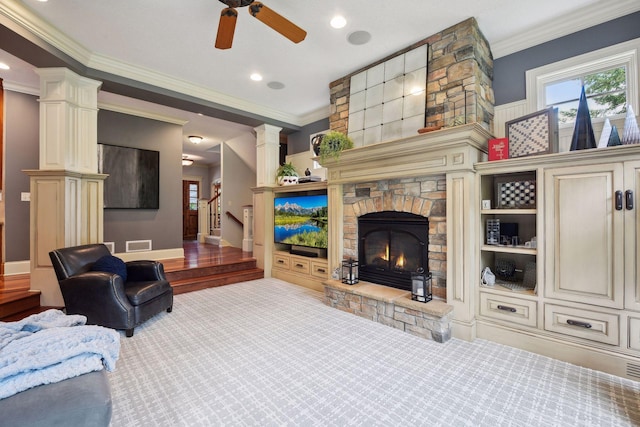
[167,306,173,313]
[125,328,134,337]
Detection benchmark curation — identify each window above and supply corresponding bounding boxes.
[189,183,198,211]
[527,38,639,127]
[544,66,627,123]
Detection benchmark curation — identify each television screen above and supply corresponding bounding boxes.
[274,193,328,249]
[98,144,160,209]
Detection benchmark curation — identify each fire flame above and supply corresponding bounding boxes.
[395,253,405,269]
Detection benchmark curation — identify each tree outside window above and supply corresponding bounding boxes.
[544,66,627,123]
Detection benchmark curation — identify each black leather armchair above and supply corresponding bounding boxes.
[49,243,173,337]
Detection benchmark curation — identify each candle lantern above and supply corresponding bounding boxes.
[342,258,359,285]
[411,268,432,303]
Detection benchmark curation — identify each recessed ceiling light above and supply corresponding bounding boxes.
[250,73,263,81]
[0,62,9,70]
[330,15,347,29]
[347,31,372,45]
[36,0,48,2]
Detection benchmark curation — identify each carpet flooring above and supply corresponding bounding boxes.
[109,278,640,426]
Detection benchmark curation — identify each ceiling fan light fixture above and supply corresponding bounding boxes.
[188,135,203,144]
[182,156,194,166]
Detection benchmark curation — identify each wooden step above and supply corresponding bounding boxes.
[165,258,263,295]
[171,268,264,295]
[0,290,41,320]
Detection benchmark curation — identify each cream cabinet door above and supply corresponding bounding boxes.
[625,161,640,312]
[544,163,624,309]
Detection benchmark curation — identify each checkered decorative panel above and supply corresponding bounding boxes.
[506,108,558,158]
[499,180,536,208]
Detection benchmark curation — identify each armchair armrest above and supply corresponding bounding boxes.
[126,260,167,282]
[59,271,133,327]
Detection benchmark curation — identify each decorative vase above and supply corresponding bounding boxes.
[311,134,324,156]
[277,176,298,186]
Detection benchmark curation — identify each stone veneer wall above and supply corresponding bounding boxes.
[342,175,447,299]
[329,17,494,134]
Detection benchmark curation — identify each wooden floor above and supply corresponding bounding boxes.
[0,242,256,321]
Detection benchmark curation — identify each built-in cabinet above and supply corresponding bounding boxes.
[270,182,329,293]
[475,146,640,381]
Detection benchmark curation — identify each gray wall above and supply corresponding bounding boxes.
[99,110,183,253]
[494,11,640,106]
[220,143,255,247]
[4,91,39,262]
[287,118,330,155]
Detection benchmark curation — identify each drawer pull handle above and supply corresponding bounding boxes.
[497,305,516,313]
[567,319,592,329]
[295,263,304,268]
[277,260,284,264]
[317,268,326,273]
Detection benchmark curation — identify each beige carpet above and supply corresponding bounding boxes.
[109,278,640,426]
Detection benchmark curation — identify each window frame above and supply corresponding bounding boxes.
[526,38,639,128]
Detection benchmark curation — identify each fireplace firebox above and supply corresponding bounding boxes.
[358,211,429,291]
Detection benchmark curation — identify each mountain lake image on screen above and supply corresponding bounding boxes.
[274,194,328,249]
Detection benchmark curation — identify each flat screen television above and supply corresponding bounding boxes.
[274,193,328,250]
[98,144,160,209]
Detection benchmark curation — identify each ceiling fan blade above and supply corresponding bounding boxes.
[248,2,306,44]
[215,7,238,49]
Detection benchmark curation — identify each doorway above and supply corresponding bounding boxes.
[183,180,199,240]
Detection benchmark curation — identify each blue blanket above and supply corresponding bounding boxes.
[0,310,120,399]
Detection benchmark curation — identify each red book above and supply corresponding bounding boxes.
[488,138,509,161]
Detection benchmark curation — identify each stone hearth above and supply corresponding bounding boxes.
[324,280,454,342]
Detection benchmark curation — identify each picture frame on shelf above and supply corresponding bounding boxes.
[505,107,559,158]
[494,175,536,209]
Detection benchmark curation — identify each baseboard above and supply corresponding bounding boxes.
[116,247,184,262]
[4,248,185,275]
[477,320,640,380]
[4,261,31,276]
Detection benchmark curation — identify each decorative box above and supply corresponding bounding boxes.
[488,138,509,161]
[496,178,536,209]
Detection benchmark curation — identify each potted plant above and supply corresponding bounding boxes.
[276,162,299,185]
[319,131,354,163]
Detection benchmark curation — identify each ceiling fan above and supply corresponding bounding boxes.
[215,0,307,49]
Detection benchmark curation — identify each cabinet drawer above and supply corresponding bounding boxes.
[544,304,619,346]
[289,258,310,274]
[480,293,537,327]
[273,254,290,270]
[630,317,640,351]
[311,261,329,279]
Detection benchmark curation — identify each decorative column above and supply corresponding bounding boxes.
[25,68,105,307]
[252,123,280,272]
[255,124,282,187]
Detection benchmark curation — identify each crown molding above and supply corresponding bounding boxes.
[2,80,39,96]
[297,105,331,126]
[0,0,92,64]
[98,101,188,126]
[491,0,640,59]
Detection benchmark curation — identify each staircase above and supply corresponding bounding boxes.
[0,274,44,321]
[165,258,263,295]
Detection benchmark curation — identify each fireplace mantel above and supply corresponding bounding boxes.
[321,123,491,184]
[322,122,492,341]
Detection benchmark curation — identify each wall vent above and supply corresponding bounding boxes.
[627,362,640,380]
[126,240,152,252]
[103,242,115,253]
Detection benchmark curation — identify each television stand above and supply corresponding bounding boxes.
[272,250,328,293]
